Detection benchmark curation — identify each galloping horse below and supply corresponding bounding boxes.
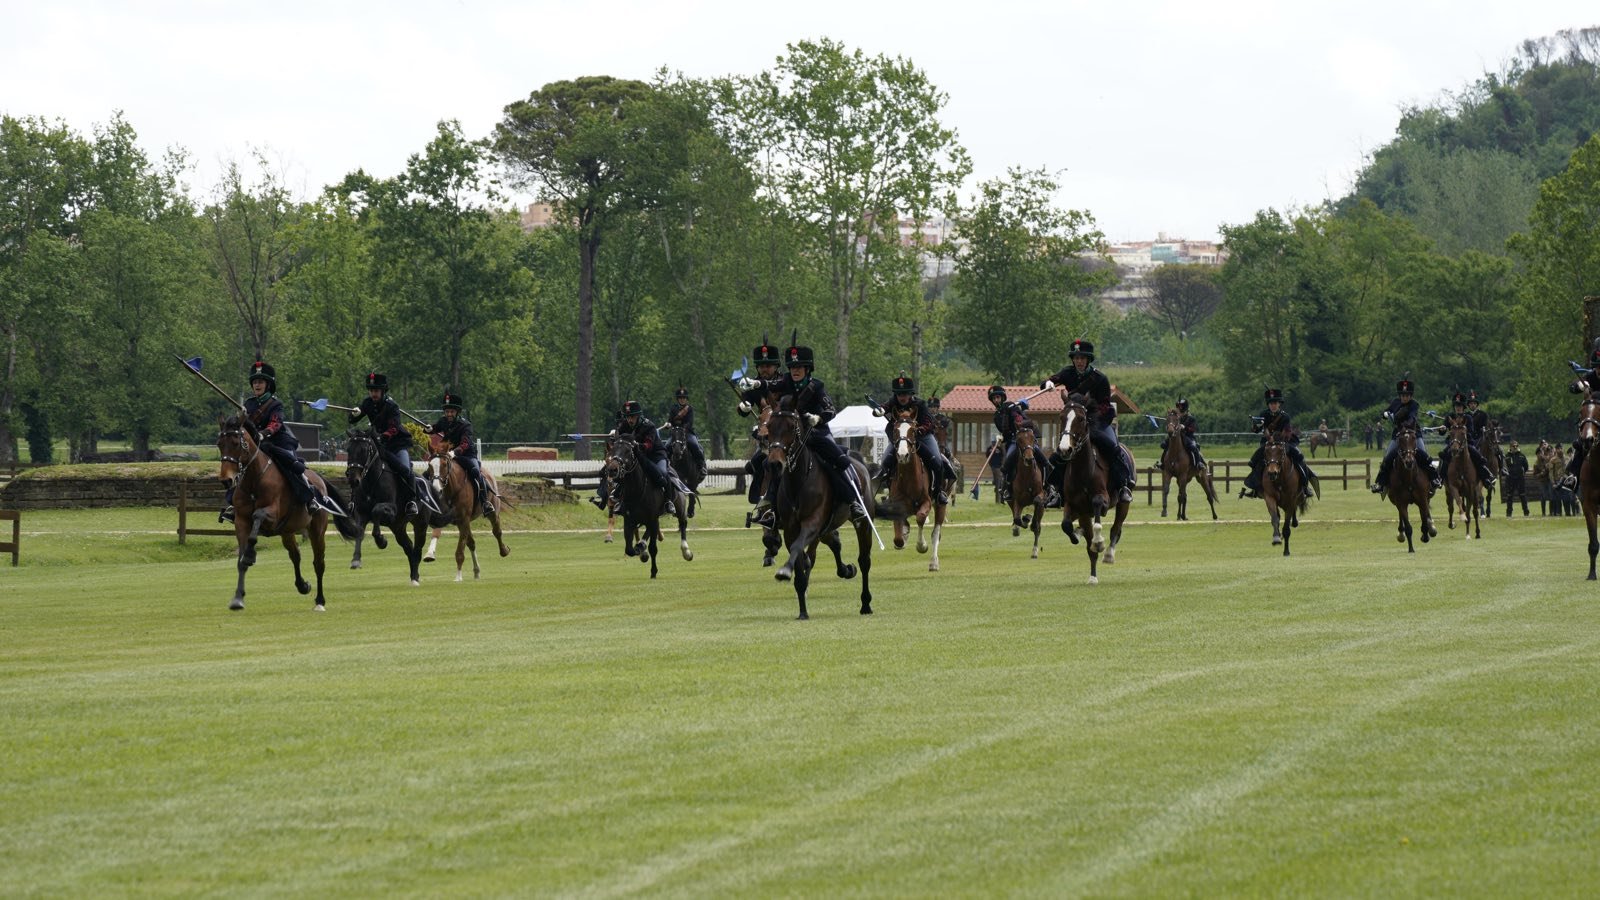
[604,434,693,579]
[217,415,360,610]
[744,397,784,567]
[426,433,511,582]
[1159,408,1217,521]
[344,429,431,585]
[1478,421,1505,518]
[667,424,705,518]
[1056,393,1130,584]
[1259,433,1306,555]
[1442,421,1481,539]
[1009,426,1047,559]
[1383,426,1436,552]
[884,410,947,571]
[931,413,963,494]
[765,394,873,618]
[1577,394,1600,579]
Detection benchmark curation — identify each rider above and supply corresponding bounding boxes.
[348,371,435,518]
[927,395,953,457]
[223,360,329,521]
[664,386,707,480]
[990,391,1053,505]
[1433,391,1496,487]
[1466,391,1490,444]
[424,390,493,514]
[1564,343,1600,484]
[755,343,869,525]
[737,339,783,507]
[1039,339,1135,503]
[618,399,685,516]
[1242,387,1315,499]
[1371,377,1439,493]
[871,373,953,504]
[1157,398,1208,473]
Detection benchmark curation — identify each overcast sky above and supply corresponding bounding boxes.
[4,1,1595,242]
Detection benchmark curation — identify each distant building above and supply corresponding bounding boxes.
[936,384,1143,483]
[519,202,558,232]
[1095,233,1225,312]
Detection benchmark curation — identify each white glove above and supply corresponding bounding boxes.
[1383,411,1393,420]
[738,401,752,414]
[737,377,756,391]
[1042,380,1055,391]
[804,413,820,426]
[608,429,617,437]
[871,408,885,417]
[447,450,456,459]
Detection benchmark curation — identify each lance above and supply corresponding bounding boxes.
[296,398,359,413]
[174,354,244,413]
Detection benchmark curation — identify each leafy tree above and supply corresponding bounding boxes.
[1143,263,1222,341]
[203,154,297,362]
[949,167,1113,383]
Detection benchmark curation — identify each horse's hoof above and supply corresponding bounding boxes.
[229,599,244,611]
[839,565,856,579]
[455,573,464,583]
[1103,550,1116,564]
[1012,526,1021,537]
[423,554,436,562]
[860,606,873,615]
[1031,547,1040,559]
[796,612,808,620]
[410,579,420,587]
[762,556,774,567]
[775,567,792,582]
[350,560,362,569]
[1589,572,1597,581]
[682,548,694,562]
[1271,536,1282,545]
[917,543,928,554]
[605,535,614,543]
[1087,575,1098,585]
[499,547,510,557]
[928,562,939,572]
[296,580,311,595]
[1396,534,1405,542]
[313,603,325,612]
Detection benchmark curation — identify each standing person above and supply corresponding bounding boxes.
[755,343,869,524]
[664,386,707,479]
[1504,440,1531,517]
[1241,387,1315,499]
[1371,377,1439,493]
[1157,398,1208,472]
[871,373,954,504]
[1039,339,1134,503]
[424,390,493,514]
[223,360,330,521]
[348,372,436,518]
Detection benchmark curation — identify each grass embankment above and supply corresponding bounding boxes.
[2,493,1595,895]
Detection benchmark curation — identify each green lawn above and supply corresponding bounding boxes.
[2,489,1596,896]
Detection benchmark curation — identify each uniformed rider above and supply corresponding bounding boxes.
[223,360,333,520]
[664,386,707,479]
[424,390,493,514]
[754,344,869,524]
[348,371,438,518]
[871,373,954,504]
[736,339,784,507]
[1433,391,1496,487]
[1039,339,1135,503]
[1242,387,1315,499]
[1371,378,1438,493]
[1157,398,1208,472]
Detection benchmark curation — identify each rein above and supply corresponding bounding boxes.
[218,421,261,488]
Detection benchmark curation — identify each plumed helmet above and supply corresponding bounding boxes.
[1468,390,1480,404]
[891,373,914,394]
[1264,387,1284,402]
[247,360,276,392]
[1396,378,1415,395]
[1452,391,1467,407]
[1175,398,1188,411]
[753,342,780,365]
[1068,339,1095,361]
[927,395,941,409]
[365,372,389,392]
[442,391,463,410]
[675,386,689,399]
[623,400,643,417]
[987,385,1007,400]
[785,345,814,370]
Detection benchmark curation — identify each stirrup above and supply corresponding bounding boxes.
[218,505,235,523]
[1370,481,1385,493]
[849,500,868,522]
[404,501,420,518]
[589,496,606,509]
[1118,486,1133,504]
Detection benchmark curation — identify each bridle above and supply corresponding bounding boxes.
[894,416,916,462]
[766,410,811,475]
[1017,427,1037,470]
[1058,400,1088,461]
[606,434,640,481]
[217,420,260,489]
[344,431,380,487]
[1579,397,1600,449]
[1263,433,1287,485]
[1396,426,1418,471]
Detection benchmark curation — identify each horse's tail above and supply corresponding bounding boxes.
[324,484,364,541]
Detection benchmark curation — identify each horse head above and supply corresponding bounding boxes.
[1263,433,1286,480]
[343,430,379,485]
[605,434,639,482]
[1059,394,1090,458]
[1448,422,1470,455]
[1016,426,1037,468]
[894,417,916,463]
[1166,409,1181,436]
[216,415,259,490]
[1395,426,1418,470]
[765,396,807,473]
[1580,398,1600,450]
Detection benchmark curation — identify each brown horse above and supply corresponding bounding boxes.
[1577,394,1600,579]
[765,394,873,619]
[1443,421,1481,539]
[426,433,511,582]
[931,412,963,495]
[1159,409,1217,521]
[1260,433,1306,555]
[1307,427,1341,458]
[743,396,784,567]
[1384,426,1436,552]
[1478,421,1505,518]
[1056,393,1130,584]
[884,411,947,570]
[217,416,360,611]
[1010,426,1046,559]
[604,434,693,579]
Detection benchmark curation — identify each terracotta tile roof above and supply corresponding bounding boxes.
[938,384,1141,415]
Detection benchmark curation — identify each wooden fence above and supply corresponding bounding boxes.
[983,458,1372,503]
[176,482,235,544]
[0,509,18,566]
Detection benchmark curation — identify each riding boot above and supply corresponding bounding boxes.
[219,487,235,523]
[1371,461,1388,493]
[478,478,495,514]
[1241,468,1262,499]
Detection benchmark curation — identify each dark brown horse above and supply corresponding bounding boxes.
[1478,421,1505,518]
[1577,395,1600,579]
[1159,408,1217,521]
[218,416,360,611]
[667,424,706,518]
[344,429,429,586]
[1055,393,1130,584]
[885,411,947,570]
[1260,433,1306,555]
[744,396,783,567]
[604,434,693,579]
[765,394,873,619]
[1010,426,1046,559]
[1443,421,1481,539]
[1384,426,1436,552]
[426,433,511,582]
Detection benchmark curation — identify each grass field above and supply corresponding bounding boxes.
[3,483,1597,897]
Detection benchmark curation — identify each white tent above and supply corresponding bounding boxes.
[828,405,889,463]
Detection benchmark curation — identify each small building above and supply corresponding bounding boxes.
[937,384,1142,481]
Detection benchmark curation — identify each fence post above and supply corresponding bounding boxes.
[178,482,188,544]
[0,509,18,566]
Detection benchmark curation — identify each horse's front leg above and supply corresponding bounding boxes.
[1030,500,1043,559]
[230,510,269,610]
[1267,499,1282,545]
[915,510,929,555]
[454,522,478,582]
[775,522,816,583]
[820,528,855,579]
[677,501,693,562]
[1160,472,1170,518]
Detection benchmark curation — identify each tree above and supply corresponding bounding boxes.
[1213,210,1306,390]
[204,154,297,362]
[949,167,1113,383]
[1143,264,1222,341]
[494,76,658,458]
[738,38,971,393]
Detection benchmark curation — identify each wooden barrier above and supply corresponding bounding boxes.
[980,458,1374,503]
[177,482,235,544]
[0,509,18,566]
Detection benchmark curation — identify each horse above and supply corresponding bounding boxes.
[344,429,431,585]
[1478,421,1505,518]
[741,396,784,567]
[1056,393,1130,584]
[1009,425,1046,559]
[1383,426,1436,552]
[425,433,512,582]
[1442,421,1481,539]
[765,394,873,619]
[1307,427,1340,458]
[666,424,706,518]
[1578,395,1600,579]
[1259,432,1306,555]
[1159,408,1217,521]
[883,410,947,571]
[604,433,692,579]
[217,415,360,611]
